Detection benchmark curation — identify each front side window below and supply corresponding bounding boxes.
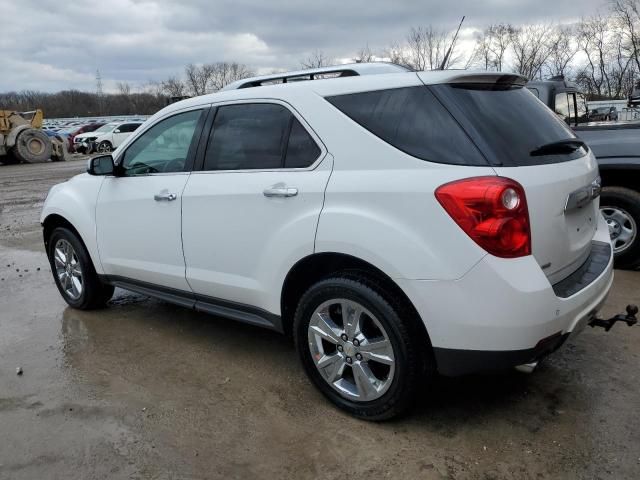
[121,110,202,176]
[203,103,321,171]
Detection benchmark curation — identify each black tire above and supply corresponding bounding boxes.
[13,129,52,163]
[293,273,430,420]
[47,227,114,309]
[97,141,112,153]
[600,187,640,270]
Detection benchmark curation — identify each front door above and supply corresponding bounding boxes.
[96,108,205,291]
[181,102,332,313]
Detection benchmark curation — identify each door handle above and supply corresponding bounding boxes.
[263,186,298,198]
[154,192,177,201]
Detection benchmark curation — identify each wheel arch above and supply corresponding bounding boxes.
[42,212,103,274]
[43,214,83,254]
[280,252,432,347]
[599,165,640,194]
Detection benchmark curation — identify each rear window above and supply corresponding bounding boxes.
[326,87,488,166]
[431,84,585,166]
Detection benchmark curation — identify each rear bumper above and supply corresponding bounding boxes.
[397,216,614,376]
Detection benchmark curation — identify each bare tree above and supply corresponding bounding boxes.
[209,62,254,91]
[300,50,334,69]
[472,24,514,71]
[577,14,616,97]
[545,25,580,77]
[509,24,554,79]
[354,44,376,63]
[184,63,215,96]
[383,41,408,67]
[405,26,451,70]
[116,82,132,96]
[161,76,186,97]
[612,0,640,75]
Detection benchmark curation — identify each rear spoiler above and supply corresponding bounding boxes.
[445,73,528,87]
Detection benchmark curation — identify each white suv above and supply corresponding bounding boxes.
[42,64,614,419]
[74,121,143,153]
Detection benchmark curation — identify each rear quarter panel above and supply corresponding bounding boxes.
[296,89,492,280]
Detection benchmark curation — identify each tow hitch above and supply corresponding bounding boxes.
[589,305,638,332]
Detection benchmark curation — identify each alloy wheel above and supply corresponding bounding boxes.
[53,239,83,300]
[307,299,396,402]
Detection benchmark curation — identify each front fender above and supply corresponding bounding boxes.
[41,174,105,274]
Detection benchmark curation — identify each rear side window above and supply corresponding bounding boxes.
[285,119,320,168]
[432,84,583,166]
[326,87,487,166]
[204,103,321,171]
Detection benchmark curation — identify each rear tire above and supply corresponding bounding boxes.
[13,129,51,163]
[293,273,430,420]
[47,227,114,309]
[600,187,640,270]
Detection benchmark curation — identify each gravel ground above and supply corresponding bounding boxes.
[0,158,639,480]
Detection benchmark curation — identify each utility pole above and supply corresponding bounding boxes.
[96,69,104,115]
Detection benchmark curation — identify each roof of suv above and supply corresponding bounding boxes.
[160,64,527,117]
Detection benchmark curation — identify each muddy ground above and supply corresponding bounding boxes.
[0,158,639,480]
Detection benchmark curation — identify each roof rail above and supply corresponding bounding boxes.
[221,62,411,91]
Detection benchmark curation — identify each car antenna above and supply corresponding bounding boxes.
[439,16,465,70]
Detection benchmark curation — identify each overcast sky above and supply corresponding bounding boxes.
[0,0,606,92]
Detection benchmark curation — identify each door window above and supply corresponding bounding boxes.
[121,110,202,176]
[554,93,571,123]
[284,118,321,168]
[567,93,576,126]
[203,103,320,171]
[119,123,141,133]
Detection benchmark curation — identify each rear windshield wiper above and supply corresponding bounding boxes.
[530,139,587,157]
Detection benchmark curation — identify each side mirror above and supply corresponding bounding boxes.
[114,129,121,133]
[87,155,115,176]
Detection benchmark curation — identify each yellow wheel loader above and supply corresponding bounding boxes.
[0,109,67,165]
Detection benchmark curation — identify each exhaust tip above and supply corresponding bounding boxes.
[515,362,538,374]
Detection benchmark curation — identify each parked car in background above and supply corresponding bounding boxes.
[67,122,105,153]
[74,121,143,153]
[528,76,640,269]
[42,65,623,419]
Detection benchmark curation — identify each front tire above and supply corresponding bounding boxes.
[14,129,52,163]
[97,141,112,153]
[293,274,429,420]
[600,187,640,270]
[47,227,114,309]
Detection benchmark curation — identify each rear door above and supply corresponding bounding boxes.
[429,80,601,283]
[181,101,331,312]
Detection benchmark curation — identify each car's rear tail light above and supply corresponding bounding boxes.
[435,176,531,258]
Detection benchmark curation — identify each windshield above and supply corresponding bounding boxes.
[93,123,117,133]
